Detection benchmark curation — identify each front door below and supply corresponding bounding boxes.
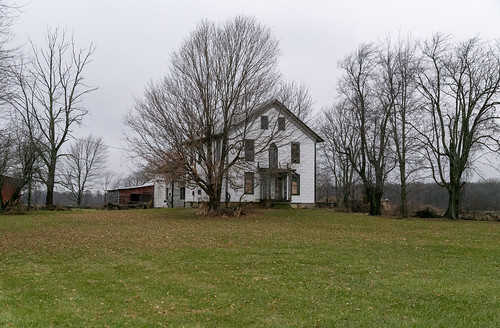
[275,176,285,200]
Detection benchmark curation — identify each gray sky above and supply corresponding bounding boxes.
[11,0,500,176]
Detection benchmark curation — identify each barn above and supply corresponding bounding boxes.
[105,183,154,206]
[0,175,21,210]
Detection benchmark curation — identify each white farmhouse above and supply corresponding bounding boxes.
[154,99,323,208]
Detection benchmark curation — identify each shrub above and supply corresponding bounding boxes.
[414,206,440,218]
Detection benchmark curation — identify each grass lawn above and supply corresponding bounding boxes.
[1,208,499,327]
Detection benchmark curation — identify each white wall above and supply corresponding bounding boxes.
[225,104,317,204]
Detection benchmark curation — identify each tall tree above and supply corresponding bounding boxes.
[126,16,283,212]
[10,28,96,206]
[379,36,423,217]
[321,102,357,211]
[336,43,394,215]
[416,35,500,219]
[60,135,107,207]
[275,81,315,123]
[0,1,16,105]
[121,169,151,187]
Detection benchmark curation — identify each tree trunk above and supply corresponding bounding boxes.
[45,157,57,206]
[27,179,32,209]
[364,180,384,216]
[368,190,383,216]
[445,185,461,220]
[76,192,82,207]
[399,176,408,218]
[207,183,222,213]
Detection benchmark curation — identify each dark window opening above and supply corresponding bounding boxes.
[291,142,300,164]
[244,172,254,194]
[278,117,286,131]
[269,143,278,168]
[180,187,185,200]
[244,139,254,161]
[261,115,269,129]
[291,174,300,195]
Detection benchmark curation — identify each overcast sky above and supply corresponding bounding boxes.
[11,0,500,176]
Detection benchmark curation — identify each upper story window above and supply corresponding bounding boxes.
[291,142,300,164]
[261,115,269,129]
[244,139,254,161]
[278,117,286,131]
[269,143,278,168]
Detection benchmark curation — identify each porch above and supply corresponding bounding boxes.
[258,167,295,202]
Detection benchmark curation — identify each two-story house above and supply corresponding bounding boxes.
[154,99,323,208]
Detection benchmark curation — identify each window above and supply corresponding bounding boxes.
[278,117,286,131]
[244,139,254,161]
[269,143,278,168]
[291,142,300,164]
[180,187,185,200]
[261,115,269,129]
[291,173,300,195]
[244,172,254,194]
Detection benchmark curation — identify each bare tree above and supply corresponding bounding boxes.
[320,102,358,211]
[121,169,151,187]
[0,127,12,210]
[100,170,122,205]
[0,1,17,105]
[9,28,96,206]
[60,135,107,207]
[376,36,424,217]
[275,81,315,123]
[335,43,395,215]
[415,35,500,220]
[126,16,283,212]
[0,119,41,211]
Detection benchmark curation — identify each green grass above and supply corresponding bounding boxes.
[1,208,499,327]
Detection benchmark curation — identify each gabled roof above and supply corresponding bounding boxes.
[251,99,324,143]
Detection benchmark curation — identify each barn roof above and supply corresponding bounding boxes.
[106,183,154,193]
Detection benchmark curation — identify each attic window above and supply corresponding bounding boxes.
[261,115,269,129]
[278,117,286,131]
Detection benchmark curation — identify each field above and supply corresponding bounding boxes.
[1,208,499,327]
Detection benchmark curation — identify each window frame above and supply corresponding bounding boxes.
[244,139,255,162]
[291,173,300,195]
[291,142,300,164]
[180,187,186,200]
[278,117,286,131]
[244,172,255,194]
[261,115,269,129]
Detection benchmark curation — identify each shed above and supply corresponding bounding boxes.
[106,183,154,206]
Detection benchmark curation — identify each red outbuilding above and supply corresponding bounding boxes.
[105,183,154,206]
